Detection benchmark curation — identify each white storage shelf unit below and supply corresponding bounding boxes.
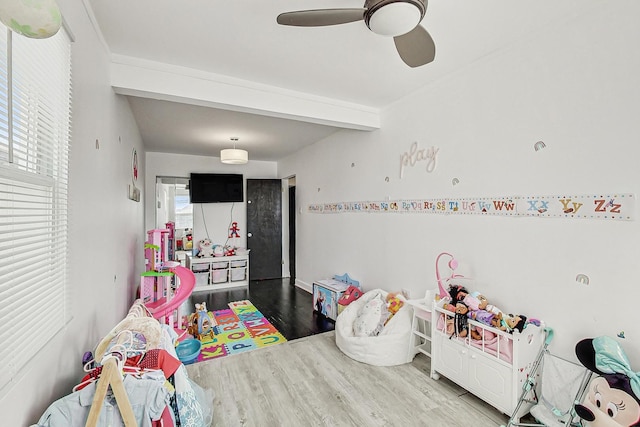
[186,254,249,292]
[430,299,546,421]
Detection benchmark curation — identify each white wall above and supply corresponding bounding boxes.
[278,2,640,364]
[145,152,278,252]
[0,0,146,424]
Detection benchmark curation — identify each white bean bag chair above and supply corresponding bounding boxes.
[335,289,413,366]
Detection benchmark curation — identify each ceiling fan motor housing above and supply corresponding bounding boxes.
[364,0,426,37]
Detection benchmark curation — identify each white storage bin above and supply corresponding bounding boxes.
[191,263,209,273]
[230,260,247,268]
[211,269,228,284]
[194,272,209,286]
[211,261,228,269]
[230,267,246,281]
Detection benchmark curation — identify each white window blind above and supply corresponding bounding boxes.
[0,24,72,393]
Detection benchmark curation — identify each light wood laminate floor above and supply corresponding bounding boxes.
[187,331,512,427]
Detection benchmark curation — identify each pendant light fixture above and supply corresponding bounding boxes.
[220,137,248,165]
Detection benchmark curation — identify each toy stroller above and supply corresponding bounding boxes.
[503,328,592,427]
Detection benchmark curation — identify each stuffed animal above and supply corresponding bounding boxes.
[386,293,404,315]
[384,293,405,325]
[196,238,214,258]
[212,244,225,257]
[353,294,389,337]
[574,336,640,426]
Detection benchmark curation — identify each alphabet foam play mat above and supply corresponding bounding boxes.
[194,300,287,363]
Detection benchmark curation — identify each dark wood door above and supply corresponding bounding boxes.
[247,179,282,281]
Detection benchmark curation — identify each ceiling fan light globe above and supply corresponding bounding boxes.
[0,0,62,39]
[367,2,421,37]
[220,148,248,164]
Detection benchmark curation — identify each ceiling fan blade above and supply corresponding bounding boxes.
[393,25,436,68]
[277,9,366,27]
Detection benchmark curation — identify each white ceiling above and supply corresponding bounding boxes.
[85,0,591,161]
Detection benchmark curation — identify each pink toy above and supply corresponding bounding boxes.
[435,252,471,300]
[145,229,170,271]
[338,285,363,306]
[146,265,195,339]
[146,265,195,318]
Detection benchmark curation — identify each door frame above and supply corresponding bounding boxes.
[281,176,296,280]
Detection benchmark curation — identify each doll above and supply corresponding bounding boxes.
[451,302,481,340]
[448,285,469,305]
[463,293,482,311]
[501,314,527,334]
[468,309,504,331]
[462,292,505,331]
[466,292,503,315]
[229,221,240,238]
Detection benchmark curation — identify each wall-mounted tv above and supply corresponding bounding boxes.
[189,173,244,203]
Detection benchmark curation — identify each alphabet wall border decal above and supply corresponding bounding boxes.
[308,193,635,221]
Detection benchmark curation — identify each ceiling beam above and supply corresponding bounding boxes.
[110,55,380,131]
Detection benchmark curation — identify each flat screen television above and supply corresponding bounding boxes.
[189,173,244,203]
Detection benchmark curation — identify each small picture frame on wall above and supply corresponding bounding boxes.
[128,148,141,202]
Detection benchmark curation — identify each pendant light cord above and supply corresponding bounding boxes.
[199,202,235,247]
[224,203,235,247]
[200,204,211,241]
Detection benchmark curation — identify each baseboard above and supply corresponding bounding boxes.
[295,279,312,293]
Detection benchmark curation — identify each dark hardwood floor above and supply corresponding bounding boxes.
[182,278,335,340]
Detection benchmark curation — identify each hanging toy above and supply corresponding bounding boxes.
[229,221,240,238]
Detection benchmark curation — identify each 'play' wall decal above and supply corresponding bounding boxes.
[400,142,438,179]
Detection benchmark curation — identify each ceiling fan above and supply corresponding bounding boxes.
[276,0,435,68]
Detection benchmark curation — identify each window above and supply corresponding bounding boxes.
[174,192,193,229]
[0,24,72,393]
[156,176,193,250]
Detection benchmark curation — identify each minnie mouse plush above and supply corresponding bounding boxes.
[574,336,640,426]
